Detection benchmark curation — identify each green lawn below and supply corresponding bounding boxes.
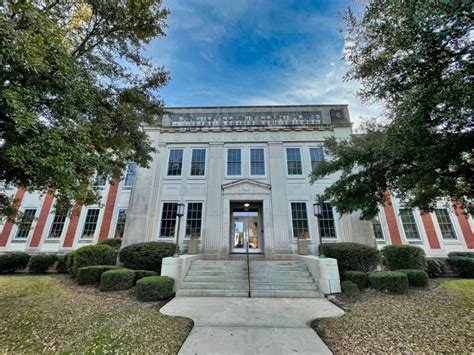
[315,279,474,353]
[0,275,192,353]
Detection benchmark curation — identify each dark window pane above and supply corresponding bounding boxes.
[48,213,67,239]
[227,149,241,176]
[15,209,37,239]
[160,203,178,238]
[190,149,206,176]
[286,148,302,175]
[114,209,127,238]
[81,209,100,239]
[310,147,325,170]
[319,203,336,238]
[124,163,137,187]
[399,209,421,240]
[185,202,203,238]
[250,148,265,176]
[435,209,456,240]
[167,149,183,176]
[291,202,310,239]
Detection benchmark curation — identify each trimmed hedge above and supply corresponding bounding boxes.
[136,276,174,301]
[77,265,122,285]
[134,270,159,284]
[396,269,429,287]
[382,245,426,271]
[343,271,369,289]
[0,252,30,273]
[448,251,474,258]
[341,280,360,296]
[323,242,380,276]
[56,255,69,273]
[71,245,117,276]
[28,254,58,273]
[66,252,76,275]
[447,257,474,278]
[119,242,175,273]
[426,259,445,278]
[97,238,122,249]
[100,269,136,292]
[369,271,409,294]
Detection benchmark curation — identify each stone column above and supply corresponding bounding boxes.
[204,142,224,257]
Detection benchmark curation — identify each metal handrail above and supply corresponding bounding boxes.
[246,232,251,298]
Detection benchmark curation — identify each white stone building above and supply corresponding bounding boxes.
[1,105,472,258]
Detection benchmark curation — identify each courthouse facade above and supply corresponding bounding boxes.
[1,105,473,257]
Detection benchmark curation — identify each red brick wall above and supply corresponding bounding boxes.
[383,193,402,244]
[62,203,82,248]
[453,202,474,249]
[29,191,55,248]
[420,212,441,249]
[98,180,119,240]
[0,188,26,247]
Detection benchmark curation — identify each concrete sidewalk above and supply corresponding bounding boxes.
[160,297,344,355]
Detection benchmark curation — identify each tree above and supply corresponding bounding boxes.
[0,1,169,217]
[311,1,473,219]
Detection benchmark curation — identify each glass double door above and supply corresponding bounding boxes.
[232,211,261,253]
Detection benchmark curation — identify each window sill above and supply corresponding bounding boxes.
[78,239,94,243]
[44,239,61,243]
[188,176,207,180]
[164,176,184,180]
[11,239,27,243]
[442,240,461,245]
[407,240,423,244]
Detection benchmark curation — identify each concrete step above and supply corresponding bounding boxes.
[181,282,249,290]
[176,289,250,297]
[185,275,314,283]
[251,289,323,298]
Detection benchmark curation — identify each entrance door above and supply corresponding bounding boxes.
[231,210,262,253]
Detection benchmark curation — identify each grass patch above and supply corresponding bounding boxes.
[314,279,474,353]
[0,275,192,353]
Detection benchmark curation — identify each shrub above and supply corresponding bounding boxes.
[56,255,69,274]
[66,252,76,275]
[323,242,380,276]
[72,245,117,276]
[97,238,122,249]
[369,271,409,294]
[396,269,429,287]
[426,259,445,278]
[447,257,474,278]
[341,280,360,296]
[119,242,175,273]
[0,252,30,273]
[447,251,474,258]
[343,271,369,289]
[77,265,122,285]
[136,276,174,301]
[28,254,58,273]
[382,245,427,271]
[100,269,136,291]
[134,270,159,284]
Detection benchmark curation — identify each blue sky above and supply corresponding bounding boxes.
[148,0,381,127]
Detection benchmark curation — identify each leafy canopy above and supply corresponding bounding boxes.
[0,0,169,217]
[311,1,473,219]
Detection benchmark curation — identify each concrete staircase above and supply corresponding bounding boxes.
[176,259,323,298]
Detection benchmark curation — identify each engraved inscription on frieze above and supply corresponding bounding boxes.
[168,111,324,127]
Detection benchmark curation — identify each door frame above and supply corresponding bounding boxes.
[229,201,264,254]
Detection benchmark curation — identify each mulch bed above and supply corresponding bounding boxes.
[312,279,474,353]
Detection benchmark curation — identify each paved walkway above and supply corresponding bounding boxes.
[160,297,344,355]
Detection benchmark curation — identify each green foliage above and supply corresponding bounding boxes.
[448,252,474,258]
[97,238,122,249]
[0,252,30,273]
[323,242,380,276]
[311,2,473,217]
[426,259,445,278]
[369,271,409,294]
[56,255,69,274]
[136,276,174,301]
[341,280,360,296]
[0,1,170,218]
[343,271,369,290]
[396,269,429,287]
[100,269,136,292]
[66,252,76,276]
[382,245,427,271]
[72,245,117,277]
[119,242,175,273]
[77,265,122,285]
[447,257,474,278]
[134,270,159,285]
[28,254,58,273]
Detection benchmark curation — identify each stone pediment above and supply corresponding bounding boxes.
[221,179,271,194]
